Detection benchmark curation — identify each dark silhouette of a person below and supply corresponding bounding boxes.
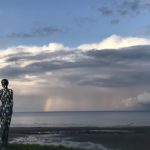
[0,79,13,150]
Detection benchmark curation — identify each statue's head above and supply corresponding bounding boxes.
[1,79,9,89]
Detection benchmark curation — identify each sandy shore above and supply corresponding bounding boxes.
[5,126,150,150]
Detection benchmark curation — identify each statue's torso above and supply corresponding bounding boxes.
[0,89,13,119]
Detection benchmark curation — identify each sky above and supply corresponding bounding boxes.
[1,0,150,111]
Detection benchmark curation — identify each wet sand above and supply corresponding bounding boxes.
[6,126,150,150]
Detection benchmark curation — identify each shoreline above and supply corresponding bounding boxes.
[5,126,150,150]
[9,126,150,133]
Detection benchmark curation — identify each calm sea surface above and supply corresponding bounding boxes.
[11,111,150,127]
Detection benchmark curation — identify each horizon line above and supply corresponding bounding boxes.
[13,110,150,113]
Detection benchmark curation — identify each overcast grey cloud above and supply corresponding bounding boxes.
[1,39,150,111]
[2,45,150,87]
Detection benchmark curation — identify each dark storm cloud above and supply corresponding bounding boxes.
[1,58,106,78]
[85,45,150,62]
[6,50,74,62]
[79,70,150,88]
[62,46,150,88]
[8,26,61,38]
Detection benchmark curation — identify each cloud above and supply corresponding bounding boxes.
[97,7,113,16]
[118,0,141,16]
[1,37,150,89]
[1,34,150,111]
[97,0,150,22]
[122,92,150,110]
[137,92,150,103]
[8,26,61,38]
[78,34,150,51]
[78,69,150,88]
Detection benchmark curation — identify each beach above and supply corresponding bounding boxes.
[8,111,150,150]
[6,126,150,150]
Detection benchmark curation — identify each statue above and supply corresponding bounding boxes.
[0,79,13,150]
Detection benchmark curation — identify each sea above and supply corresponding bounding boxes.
[11,111,150,127]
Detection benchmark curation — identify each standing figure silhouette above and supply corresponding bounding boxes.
[0,79,13,150]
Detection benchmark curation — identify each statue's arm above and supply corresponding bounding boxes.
[10,89,13,107]
[0,90,2,103]
[0,90,2,115]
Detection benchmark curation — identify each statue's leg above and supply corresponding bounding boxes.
[1,121,5,147]
[1,124,5,150]
[1,121,9,150]
[5,123,9,146]
[5,125,9,146]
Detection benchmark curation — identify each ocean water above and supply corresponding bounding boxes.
[11,111,150,127]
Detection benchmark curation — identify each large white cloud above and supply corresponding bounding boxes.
[1,34,150,59]
[0,42,71,68]
[0,42,68,56]
[78,35,150,51]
